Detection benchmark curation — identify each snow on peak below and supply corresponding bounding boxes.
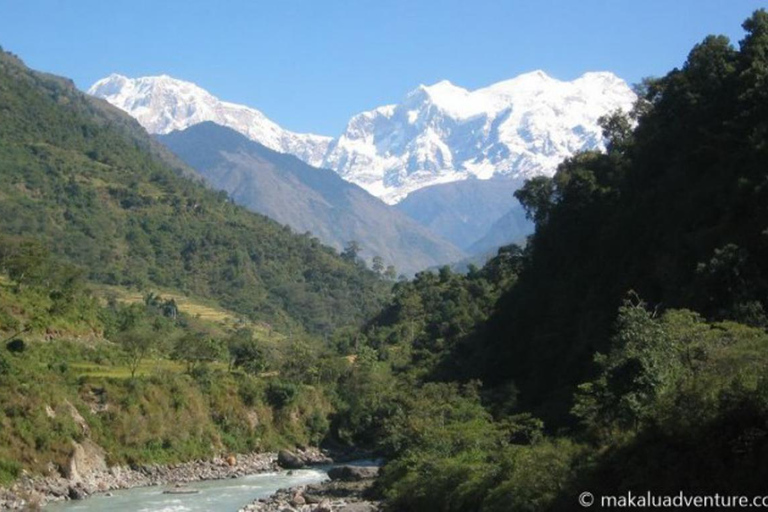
[89,69,636,205]
[421,79,464,96]
[577,71,624,82]
[510,69,552,82]
[321,70,636,203]
[88,74,331,165]
[413,80,480,119]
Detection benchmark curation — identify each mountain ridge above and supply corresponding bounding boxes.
[395,177,532,251]
[322,70,636,202]
[89,73,332,164]
[89,71,636,203]
[158,122,466,274]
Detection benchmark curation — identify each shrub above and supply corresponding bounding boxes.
[0,459,21,485]
[265,380,298,409]
[5,338,25,353]
[306,410,330,444]
[237,377,262,407]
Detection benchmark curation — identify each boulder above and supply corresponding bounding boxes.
[313,500,333,512]
[277,450,304,469]
[339,503,378,512]
[297,447,334,465]
[327,465,378,482]
[290,492,306,506]
[68,485,87,500]
[304,492,323,504]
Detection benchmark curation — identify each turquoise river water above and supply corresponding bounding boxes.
[45,467,329,512]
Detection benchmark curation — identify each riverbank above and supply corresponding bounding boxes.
[0,447,332,510]
[239,465,382,512]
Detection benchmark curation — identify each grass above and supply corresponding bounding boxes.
[94,285,236,321]
[92,284,283,341]
[70,359,231,378]
[70,359,186,378]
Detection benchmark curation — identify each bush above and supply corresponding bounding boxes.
[306,410,330,444]
[237,377,262,407]
[5,338,25,353]
[483,440,586,512]
[189,364,214,388]
[265,380,298,409]
[0,459,21,485]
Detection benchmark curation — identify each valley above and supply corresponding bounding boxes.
[0,6,767,512]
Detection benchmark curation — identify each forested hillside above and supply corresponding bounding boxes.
[0,48,396,490]
[2,10,768,512]
[465,10,768,424]
[0,49,388,337]
[0,240,343,483]
[338,11,768,511]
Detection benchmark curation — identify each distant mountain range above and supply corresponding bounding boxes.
[158,122,465,274]
[89,71,635,204]
[89,70,635,261]
[322,71,635,203]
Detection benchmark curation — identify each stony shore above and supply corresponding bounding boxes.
[0,447,332,510]
[239,465,382,512]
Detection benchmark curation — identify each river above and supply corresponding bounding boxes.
[45,467,329,512]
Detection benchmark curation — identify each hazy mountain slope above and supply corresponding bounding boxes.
[158,122,465,274]
[89,71,635,204]
[0,50,388,335]
[395,177,531,250]
[467,203,532,255]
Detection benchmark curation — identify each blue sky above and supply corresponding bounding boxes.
[0,0,765,135]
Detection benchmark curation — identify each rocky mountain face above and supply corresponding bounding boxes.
[159,122,466,274]
[466,202,532,256]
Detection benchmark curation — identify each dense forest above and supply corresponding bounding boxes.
[332,10,768,511]
[468,11,768,426]
[0,9,767,512]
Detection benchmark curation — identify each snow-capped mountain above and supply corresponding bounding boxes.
[89,70,635,204]
[321,71,636,203]
[88,74,331,164]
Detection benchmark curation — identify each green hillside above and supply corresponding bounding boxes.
[333,11,768,511]
[3,10,768,511]
[0,256,338,482]
[465,11,768,424]
[0,49,388,337]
